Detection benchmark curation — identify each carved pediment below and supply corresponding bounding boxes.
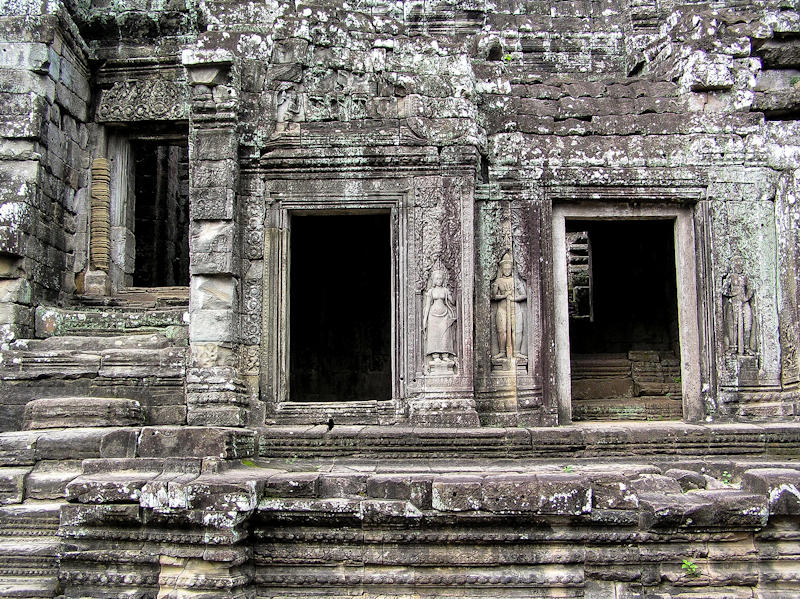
[96,79,189,122]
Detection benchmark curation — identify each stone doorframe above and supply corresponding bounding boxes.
[260,193,407,424]
[551,202,703,424]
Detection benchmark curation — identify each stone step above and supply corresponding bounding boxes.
[0,503,62,534]
[70,286,189,309]
[23,397,144,430]
[34,305,188,338]
[1,334,187,380]
[256,422,800,459]
[0,576,58,598]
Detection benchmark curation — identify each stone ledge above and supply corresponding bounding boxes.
[257,422,800,459]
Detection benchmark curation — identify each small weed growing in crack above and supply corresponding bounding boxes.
[681,558,700,576]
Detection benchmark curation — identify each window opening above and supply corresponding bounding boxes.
[131,140,190,287]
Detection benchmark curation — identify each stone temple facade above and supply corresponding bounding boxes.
[0,0,800,596]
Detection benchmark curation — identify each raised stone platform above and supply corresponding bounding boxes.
[0,423,798,597]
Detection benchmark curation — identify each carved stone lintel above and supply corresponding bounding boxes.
[97,79,189,122]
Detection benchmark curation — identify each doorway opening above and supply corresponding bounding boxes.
[566,219,682,421]
[289,213,392,402]
[130,140,190,287]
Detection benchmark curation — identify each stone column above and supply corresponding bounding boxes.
[183,50,248,426]
[474,183,555,427]
[776,170,800,391]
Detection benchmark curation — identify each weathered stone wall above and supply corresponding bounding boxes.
[0,3,90,341]
[1,0,800,422]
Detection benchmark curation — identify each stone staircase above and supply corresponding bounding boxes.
[1,298,189,433]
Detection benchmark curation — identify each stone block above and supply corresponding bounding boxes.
[192,159,236,188]
[0,431,39,466]
[189,309,237,343]
[431,475,483,511]
[263,472,319,497]
[190,275,238,311]
[590,475,639,510]
[684,51,735,92]
[24,459,82,499]
[691,489,769,528]
[317,473,368,498]
[34,428,109,460]
[366,473,432,509]
[186,404,248,427]
[22,397,144,429]
[137,426,255,459]
[360,499,422,524]
[0,302,32,332]
[110,226,135,275]
[0,278,32,304]
[665,468,707,491]
[148,405,187,425]
[0,467,29,504]
[190,186,235,220]
[482,473,592,515]
[184,472,269,511]
[0,225,24,256]
[190,131,237,161]
[66,470,159,503]
[190,221,237,275]
[0,42,49,73]
[630,474,683,494]
[60,503,142,529]
[742,467,800,515]
[99,429,139,458]
[571,377,634,400]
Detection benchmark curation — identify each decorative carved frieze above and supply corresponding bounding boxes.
[96,79,189,122]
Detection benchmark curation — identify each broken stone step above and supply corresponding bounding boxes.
[23,398,145,429]
[34,305,188,338]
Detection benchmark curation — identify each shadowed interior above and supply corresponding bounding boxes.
[290,213,392,402]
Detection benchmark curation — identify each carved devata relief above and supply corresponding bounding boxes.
[722,257,757,357]
[490,251,528,370]
[423,258,457,374]
[97,79,189,122]
[414,182,462,377]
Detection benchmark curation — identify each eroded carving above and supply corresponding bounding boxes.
[423,260,457,374]
[491,252,527,368]
[97,79,189,122]
[722,258,756,356]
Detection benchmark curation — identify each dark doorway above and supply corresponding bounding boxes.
[290,213,392,402]
[131,141,190,287]
[567,219,681,420]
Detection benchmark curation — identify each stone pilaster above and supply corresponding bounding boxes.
[183,50,248,426]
